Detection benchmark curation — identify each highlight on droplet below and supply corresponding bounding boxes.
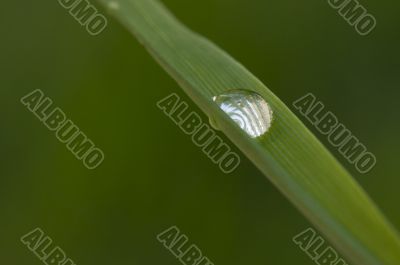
[212,90,273,138]
[107,1,120,11]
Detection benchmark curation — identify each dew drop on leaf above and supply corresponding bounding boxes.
[212,90,273,138]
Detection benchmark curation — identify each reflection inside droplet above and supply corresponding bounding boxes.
[212,90,273,138]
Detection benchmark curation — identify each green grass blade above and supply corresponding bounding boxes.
[97,0,400,264]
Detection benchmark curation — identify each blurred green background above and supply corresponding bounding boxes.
[1,0,399,264]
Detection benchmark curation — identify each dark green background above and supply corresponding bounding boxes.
[1,0,399,264]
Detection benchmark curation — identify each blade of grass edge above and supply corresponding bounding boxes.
[97,0,400,264]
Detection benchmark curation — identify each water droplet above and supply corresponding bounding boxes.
[208,116,220,131]
[212,90,273,138]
